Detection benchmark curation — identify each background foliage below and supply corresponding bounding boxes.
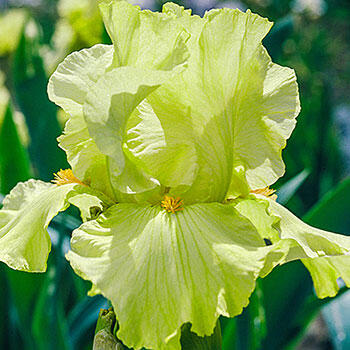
[0,0,349,349]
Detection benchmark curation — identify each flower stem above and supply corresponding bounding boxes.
[93,308,125,350]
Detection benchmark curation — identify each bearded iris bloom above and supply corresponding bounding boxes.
[1,1,350,349]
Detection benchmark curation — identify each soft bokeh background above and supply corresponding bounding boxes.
[0,0,350,349]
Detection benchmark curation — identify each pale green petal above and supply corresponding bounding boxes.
[302,257,350,298]
[98,0,189,69]
[231,195,350,285]
[267,198,350,258]
[243,195,350,296]
[0,180,75,272]
[234,56,300,189]
[125,100,197,190]
[130,8,299,202]
[50,2,190,201]
[83,67,186,201]
[48,45,115,198]
[48,44,113,117]
[233,196,280,243]
[84,67,178,166]
[0,178,115,272]
[67,202,268,350]
[66,185,115,222]
[58,116,115,199]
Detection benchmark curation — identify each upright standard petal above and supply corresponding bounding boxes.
[0,180,75,272]
[67,202,268,350]
[98,0,189,69]
[48,44,115,198]
[127,6,300,202]
[48,44,113,117]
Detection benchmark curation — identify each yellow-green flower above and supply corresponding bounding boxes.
[1,1,350,349]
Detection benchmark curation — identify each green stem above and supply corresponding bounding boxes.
[93,308,125,350]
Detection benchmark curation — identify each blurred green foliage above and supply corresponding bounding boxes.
[0,0,350,349]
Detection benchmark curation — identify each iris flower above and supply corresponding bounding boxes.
[1,1,350,349]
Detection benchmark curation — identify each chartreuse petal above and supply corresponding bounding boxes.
[0,180,75,272]
[50,1,190,201]
[84,67,182,169]
[267,199,350,258]
[67,203,269,350]
[241,60,300,190]
[267,199,350,298]
[302,257,350,298]
[0,179,115,272]
[128,7,299,203]
[48,45,115,198]
[66,184,115,222]
[125,100,197,191]
[238,194,350,297]
[98,0,189,69]
[48,44,113,117]
[57,115,115,199]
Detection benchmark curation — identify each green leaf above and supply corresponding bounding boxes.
[222,280,266,350]
[180,321,222,350]
[13,22,67,180]
[304,177,350,233]
[0,104,31,195]
[68,295,108,347]
[304,178,350,349]
[32,252,73,350]
[0,104,43,348]
[263,15,294,60]
[261,261,312,350]
[276,169,310,205]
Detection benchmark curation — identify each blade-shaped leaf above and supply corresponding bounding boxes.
[13,22,67,180]
[222,280,266,350]
[0,103,44,348]
[68,295,108,348]
[276,169,310,205]
[0,104,31,194]
[31,238,73,350]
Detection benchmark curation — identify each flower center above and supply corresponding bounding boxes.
[161,195,184,213]
[52,169,85,186]
[251,187,277,200]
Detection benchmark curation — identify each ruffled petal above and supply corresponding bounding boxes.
[127,6,299,202]
[48,44,115,198]
[0,177,115,272]
[48,44,113,117]
[125,100,198,191]
[0,180,75,272]
[83,67,187,201]
[98,0,190,69]
[58,115,115,199]
[268,199,350,299]
[302,257,350,298]
[267,198,350,258]
[236,194,350,296]
[67,202,268,350]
